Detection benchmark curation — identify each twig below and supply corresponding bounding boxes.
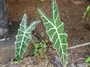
[67,42,90,50]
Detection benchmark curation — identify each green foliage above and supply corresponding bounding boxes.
[38,0,68,67]
[83,5,90,19]
[15,13,40,63]
[34,32,47,63]
[41,32,44,38]
[40,0,44,2]
[34,40,47,58]
[86,56,90,66]
[35,11,39,20]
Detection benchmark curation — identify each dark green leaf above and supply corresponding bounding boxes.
[15,13,40,63]
[38,0,68,67]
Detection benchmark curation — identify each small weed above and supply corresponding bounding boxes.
[34,32,48,65]
[10,59,13,65]
[40,0,44,2]
[35,11,39,20]
[86,56,90,67]
[83,5,90,20]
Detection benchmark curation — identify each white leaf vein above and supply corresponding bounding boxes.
[47,28,55,33]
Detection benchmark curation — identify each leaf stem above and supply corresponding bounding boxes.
[31,39,35,44]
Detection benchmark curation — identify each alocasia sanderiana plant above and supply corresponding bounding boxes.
[15,13,40,63]
[38,0,68,67]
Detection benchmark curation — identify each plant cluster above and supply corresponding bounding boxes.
[34,32,48,64]
[15,0,68,67]
[34,39,47,64]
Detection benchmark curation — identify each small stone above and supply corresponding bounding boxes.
[50,55,62,67]
[10,65,19,67]
[32,56,38,64]
[73,1,83,5]
[76,63,88,67]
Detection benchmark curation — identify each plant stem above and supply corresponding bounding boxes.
[31,39,35,44]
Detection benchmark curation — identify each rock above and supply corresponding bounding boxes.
[72,1,83,5]
[0,36,15,63]
[0,46,15,63]
[76,63,88,67]
[32,56,38,64]
[50,55,62,67]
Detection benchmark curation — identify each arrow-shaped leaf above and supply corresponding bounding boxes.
[15,13,40,63]
[38,0,68,67]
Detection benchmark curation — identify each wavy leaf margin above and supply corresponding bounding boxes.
[38,0,68,67]
[15,13,40,63]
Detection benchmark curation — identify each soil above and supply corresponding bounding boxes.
[1,0,90,67]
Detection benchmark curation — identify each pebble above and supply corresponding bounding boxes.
[32,56,38,64]
[70,63,76,67]
[50,55,62,67]
[67,63,89,67]
[10,65,19,67]
[72,1,83,5]
[76,63,88,67]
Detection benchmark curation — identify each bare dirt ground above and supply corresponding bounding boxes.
[1,0,90,67]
